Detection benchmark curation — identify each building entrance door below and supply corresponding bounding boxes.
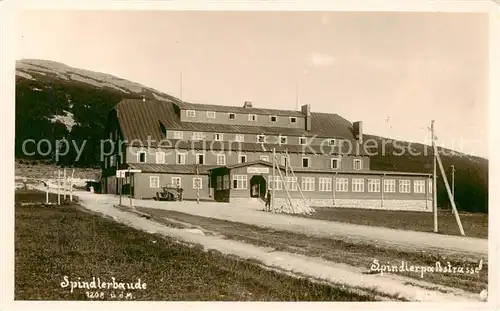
[250,175,267,198]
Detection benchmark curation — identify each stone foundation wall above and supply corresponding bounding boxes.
[272,198,432,212]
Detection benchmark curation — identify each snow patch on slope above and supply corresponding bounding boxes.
[47,110,78,131]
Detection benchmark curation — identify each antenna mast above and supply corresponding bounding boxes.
[295,78,299,111]
[180,71,183,104]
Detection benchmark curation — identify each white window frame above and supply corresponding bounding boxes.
[248,114,257,122]
[235,134,244,142]
[217,153,226,165]
[193,177,202,189]
[428,179,433,194]
[352,178,365,192]
[137,151,147,163]
[149,176,160,188]
[259,155,269,162]
[192,132,204,141]
[289,117,297,124]
[173,131,183,139]
[228,113,236,120]
[270,115,278,122]
[319,177,333,192]
[155,151,166,164]
[384,179,396,193]
[279,135,287,145]
[269,176,283,190]
[171,177,182,188]
[367,179,381,192]
[331,158,340,169]
[195,153,205,165]
[284,176,298,191]
[302,157,310,168]
[399,180,411,193]
[336,178,348,192]
[414,180,425,193]
[206,111,216,119]
[214,133,223,141]
[299,137,307,145]
[256,135,266,143]
[186,110,196,118]
[176,152,186,165]
[353,159,363,170]
[238,154,247,164]
[232,174,248,190]
[301,177,315,192]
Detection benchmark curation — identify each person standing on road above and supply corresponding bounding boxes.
[265,190,271,210]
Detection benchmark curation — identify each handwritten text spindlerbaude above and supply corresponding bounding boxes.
[60,276,147,293]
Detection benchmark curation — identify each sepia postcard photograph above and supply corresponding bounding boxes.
[1,0,499,310]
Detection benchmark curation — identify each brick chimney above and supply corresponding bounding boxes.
[353,121,363,143]
[301,104,311,131]
[243,101,253,108]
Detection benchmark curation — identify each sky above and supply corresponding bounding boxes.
[16,10,489,158]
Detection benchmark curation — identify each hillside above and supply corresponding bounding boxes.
[15,59,488,212]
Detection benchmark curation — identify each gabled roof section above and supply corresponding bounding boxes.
[115,98,357,144]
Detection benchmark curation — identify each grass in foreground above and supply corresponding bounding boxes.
[14,191,374,301]
[135,207,488,294]
[300,207,488,239]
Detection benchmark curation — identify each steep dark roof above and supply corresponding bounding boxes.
[116,98,356,146]
[120,163,215,175]
[177,102,304,117]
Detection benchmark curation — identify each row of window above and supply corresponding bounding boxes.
[231,175,431,194]
[135,151,362,170]
[148,175,431,194]
[172,131,338,146]
[185,109,299,124]
[149,176,202,190]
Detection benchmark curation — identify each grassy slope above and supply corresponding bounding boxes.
[14,190,373,301]
[135,207,488,295]
[301,207,488,239]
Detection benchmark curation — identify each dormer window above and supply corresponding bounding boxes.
[229,113,236,120]
[299,137,307,145]
[192,132,203,141]
[248,114,257,122]
[279,135,287,145]
[214,133,223,141]
[186,110,196,117]
[206,111,216,119]
[138,151,147,163]
[289,117,297,124]
[235,134,244,142]
[331,158,340,169]
[173,131,183,139]
[270,115,278,122]
[257,135,266,143]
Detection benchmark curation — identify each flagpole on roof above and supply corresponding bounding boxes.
[295,78,299,111]
[180,71,183,104]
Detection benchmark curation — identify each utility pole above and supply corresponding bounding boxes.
[451,165,455,199]
[272,148,276,211]
[63,167,67,201]
[70,169,74,202]
[57,169,61,206]
[431,120,438,233]
[196,165,200,204]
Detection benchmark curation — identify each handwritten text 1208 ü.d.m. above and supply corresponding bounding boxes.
[60,276,147,299]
